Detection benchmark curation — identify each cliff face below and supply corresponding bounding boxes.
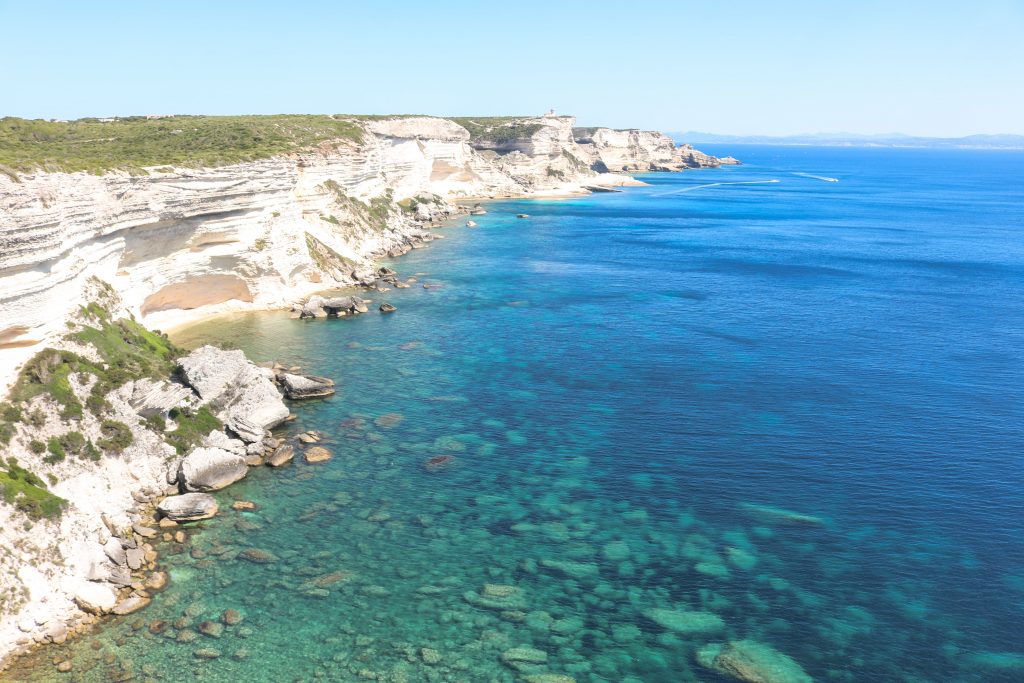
[0,114,732,392]
[574,127,738,172]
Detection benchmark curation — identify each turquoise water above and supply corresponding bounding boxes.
[12,146,1024,682]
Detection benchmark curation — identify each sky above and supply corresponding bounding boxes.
[1,0,1022,136]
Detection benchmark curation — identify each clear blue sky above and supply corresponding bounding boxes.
[2,0,1022,136]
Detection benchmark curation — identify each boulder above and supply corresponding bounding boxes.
[178,447,248,492]
[304,446,332,463]
[177,346,289,443]
[266,444,295,467]
[125,547,145,571]
[103,537,126,566]
[300,295,326,318]
[279,373,335,400]
[73,582,118,615]
[379,303,397,313]
[158,493,219,521]
[696,640,812,683]
[322,296,369,316]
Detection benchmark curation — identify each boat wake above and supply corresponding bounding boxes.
[792,172,839,182]
[652,179,780,196]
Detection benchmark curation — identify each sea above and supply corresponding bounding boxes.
[11,145,1024,682]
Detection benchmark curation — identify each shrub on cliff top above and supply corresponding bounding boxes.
[0,115,365,174]
[97,420,133,454]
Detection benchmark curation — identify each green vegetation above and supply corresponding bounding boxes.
[97,420,133,454]
[44,436,65,464]
[166,406,221,455]
[322,181,395,233]
[28,439,45,454]
[450,117,544,145]
[0,458,67,520]
[0,115,365,175]
[304,232,355,276]
[253,238,268,251]
[9,317,182,424]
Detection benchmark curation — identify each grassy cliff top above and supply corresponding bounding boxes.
[0,114,365,176]
[448,117,545,145]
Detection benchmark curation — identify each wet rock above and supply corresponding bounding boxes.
[177,629,198,643]
[644,608,725,634]
[279,373,335,399]
[193,647,222,659]
[374,413,404,428]
[56,660,72,673]
[112,596,151,615]
[602,541,631,562]
[178,447,248,492]
[423,454,455,472]
[464,584,526,611]
[222,609,244,625]
[199,620,224,638]
[158,493,218,521]
[739,503,824,526]
[232,500,257,511]
[501,646,548,670]
[539,559,599,579]
[158,517,178,528]
[148,620,168,635]
[132,523,157,539]
[238,548,279,564]
[379,303,396,313]
[524,675,576,683]
[696,640,812,683]
[267,444,295,467]
[125,547,145,571]
[304,446,332,463]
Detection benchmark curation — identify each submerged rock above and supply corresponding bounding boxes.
[266,444,295,467]
[238,548,279,564]
[644,608,725,634]
[304,446,332,463]
[501,646,548,670]
[158,493,219,521]
[696,640,812,683]
[112,596,151,615]
[178,447,248,492]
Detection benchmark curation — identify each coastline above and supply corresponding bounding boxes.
[0,115,735,671]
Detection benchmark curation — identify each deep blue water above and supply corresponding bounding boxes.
[15,146,1024,682]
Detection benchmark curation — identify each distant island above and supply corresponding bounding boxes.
[672,131,1024,150]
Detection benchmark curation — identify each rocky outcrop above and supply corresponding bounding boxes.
[177,345,289,443]
[574,127,736,172]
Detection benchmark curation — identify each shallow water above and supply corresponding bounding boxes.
[11,146,1024,682]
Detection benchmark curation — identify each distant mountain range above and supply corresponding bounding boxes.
[671,132,1024,150]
